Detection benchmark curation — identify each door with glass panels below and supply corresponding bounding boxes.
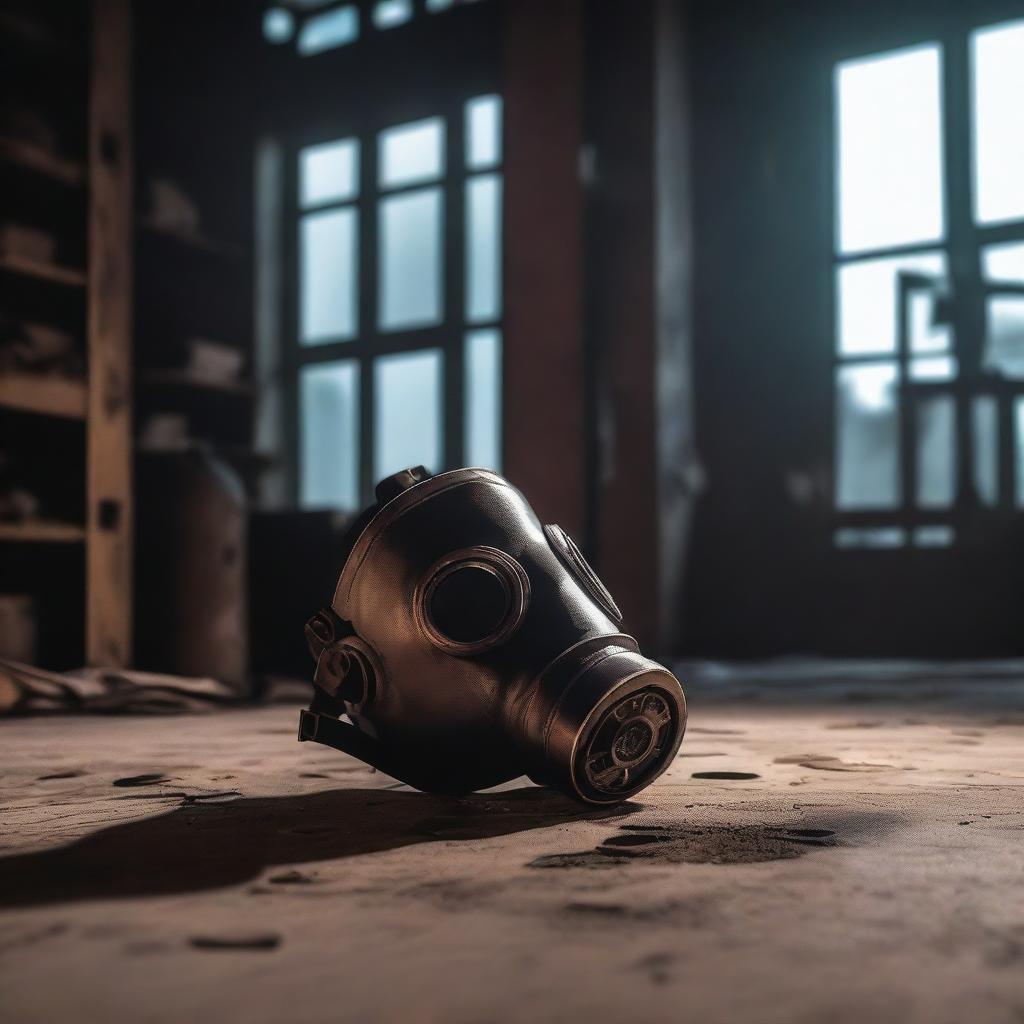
[293,95,503,510]
[833,16,1024,551]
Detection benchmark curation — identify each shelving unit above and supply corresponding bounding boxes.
[0,135,85,186]
[0,520,86,543]
[0,374,87,418]
[0,0,133,669]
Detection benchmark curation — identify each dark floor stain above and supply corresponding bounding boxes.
[189,933,280,951]
[112,774,170,788]
[115,792,189,801]
[529,851,630,869]
[799,758,898,772]
[299,772,331,779]
[602,833,675,848]
[529,812,903,868]
[773,755,899,772]
[691,771,761,780]
[268,870,315,885]
[182,791,242,804]
[37,771,85,781]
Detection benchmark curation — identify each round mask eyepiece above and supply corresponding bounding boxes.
[416,546,529,656]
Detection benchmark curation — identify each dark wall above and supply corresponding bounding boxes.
[682,0,1024,658]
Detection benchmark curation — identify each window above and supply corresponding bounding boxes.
[293,96,504,510]
[831,22,1024,547]
[263,1,488,53]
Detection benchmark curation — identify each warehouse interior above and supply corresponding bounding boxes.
[1,1,1023,1021]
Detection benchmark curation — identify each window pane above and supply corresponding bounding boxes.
[972,21,1024,225]
[301,208,358,344]
[465,329,501,470]
[909,355,957,381]
[300,138,359,208]
[466,95,502,169]
[834,527,905,549]
[982,242,1024,378]
[263,7,295,44]
[972,395,999,506]
[835,362,900,509]
[300,360,359,509]
[297,5,359,55]
[916,395,955,508]
[379,117,445,189]
[836,253,948,356]
[374,350,443,480]
[378,188,443,330]
[373,0,412,29]
[836,45,944,254]
[466,174,502,322]
[913,525,954,547]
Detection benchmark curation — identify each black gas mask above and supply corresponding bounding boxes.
[298,467,687,804]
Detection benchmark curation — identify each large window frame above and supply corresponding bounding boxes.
[284,91,504,510]
[830,17,1024,550]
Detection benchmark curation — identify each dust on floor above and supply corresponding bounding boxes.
[1,676,1023,1024]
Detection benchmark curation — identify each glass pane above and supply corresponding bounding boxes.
[908,355,957,381]
[378,188,443,330]
[972,395,998,506]
[465,174,502,323]
[300,138,359,208]
[1016,397,1024,507]
[297,5,359,55]
[300,360,360,510]
[916,395,955,508]
[982,243,1024,378]
[465,329,502,470]
[466,95,502,169]
[263,7,295,44]
[379,118,445,189]
[972,21,1024,225]
[913,525,954,547]
[373,0,412,29]
[836,253,948,356]
[834,527,905,549]
[835,45,944,254]
[301,208,358,344]
[374,350,443,480]
[835,362,900,510]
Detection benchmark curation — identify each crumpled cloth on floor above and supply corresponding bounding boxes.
[0,659,239,715]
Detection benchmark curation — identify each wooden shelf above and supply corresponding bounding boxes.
[0,520,85,543]
[141,367,254,398]
[0,253,86,288]
[0,374,87,419]
[0,137,85,187]
[138,442,274,470]
[137,218,245,260]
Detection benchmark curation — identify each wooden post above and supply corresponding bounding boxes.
[86,0,133,667]
[502,0,586,539]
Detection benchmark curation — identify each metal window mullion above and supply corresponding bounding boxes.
[284,144,302,506]
[360,130,379,502]
[444,101,466,469]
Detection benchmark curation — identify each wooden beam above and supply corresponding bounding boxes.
[502,0,586,539]
[86,0,133,667]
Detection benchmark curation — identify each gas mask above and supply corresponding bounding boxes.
[298,466,687,804]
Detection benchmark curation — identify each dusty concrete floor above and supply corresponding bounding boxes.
[1,670,1023,1023]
